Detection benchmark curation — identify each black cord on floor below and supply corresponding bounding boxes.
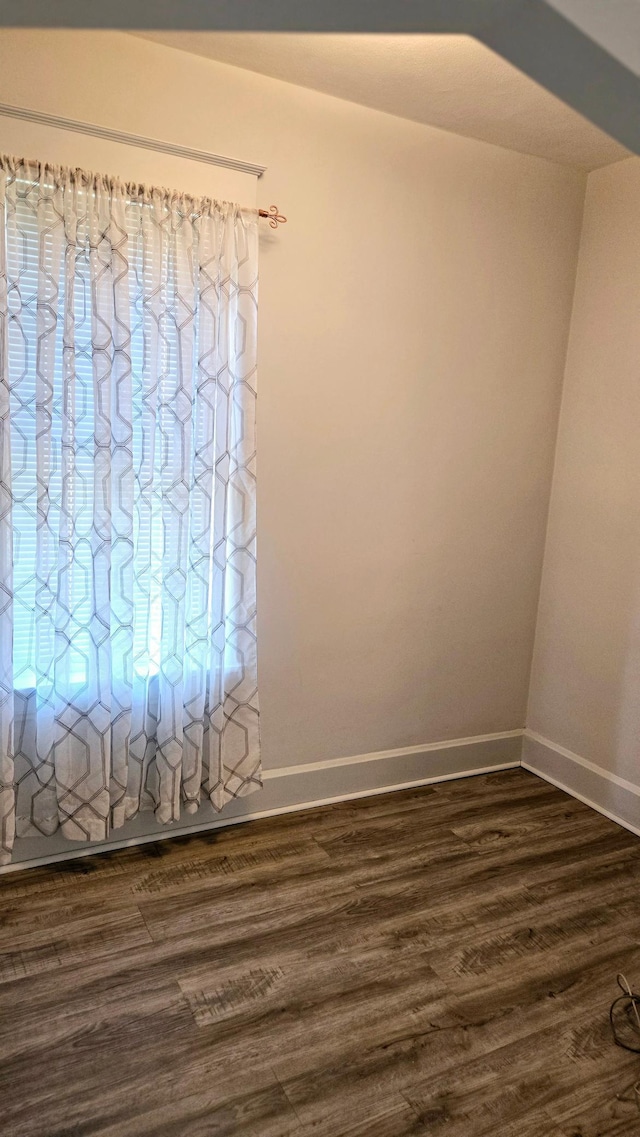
[610,974,640,1114]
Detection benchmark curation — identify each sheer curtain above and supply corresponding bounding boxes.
[0,156,261,865]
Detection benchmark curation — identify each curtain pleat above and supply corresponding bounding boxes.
[0,169,15,862]
[0,156,261,864]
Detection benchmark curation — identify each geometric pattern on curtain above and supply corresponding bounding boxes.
[0,156,261,864]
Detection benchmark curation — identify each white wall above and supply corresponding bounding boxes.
[0,31,589,861]
[526,156,640,829]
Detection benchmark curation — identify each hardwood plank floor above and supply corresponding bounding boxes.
[1,768,640,1136]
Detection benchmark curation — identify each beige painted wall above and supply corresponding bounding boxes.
[0,30,586,771]
[527,155,640,788]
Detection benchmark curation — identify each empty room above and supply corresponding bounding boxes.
[1,8,640,1136]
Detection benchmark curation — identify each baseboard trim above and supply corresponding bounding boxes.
[1,730,522,872]
[522,729,640,839]
[6,726,639,873]
[263,730,524,779]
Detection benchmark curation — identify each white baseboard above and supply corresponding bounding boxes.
[2,729,522,872]
[5,726,639,872]
[522,729,640,839]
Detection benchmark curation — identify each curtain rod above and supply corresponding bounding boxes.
[0,101,287,228]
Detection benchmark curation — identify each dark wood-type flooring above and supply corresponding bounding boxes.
[2,768,640,1136]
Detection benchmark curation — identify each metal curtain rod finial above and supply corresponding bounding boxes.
[259,204,287,229]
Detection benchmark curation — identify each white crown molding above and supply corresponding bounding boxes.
[0,101,266,178]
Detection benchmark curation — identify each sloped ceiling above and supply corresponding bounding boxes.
[134,32,629,170]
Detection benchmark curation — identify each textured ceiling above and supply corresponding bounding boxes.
[134,32,630,170]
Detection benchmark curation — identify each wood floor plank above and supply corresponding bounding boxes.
[426,906,639,994]
[1,768,639,1136]
[136,856,359,943]
[544,1063,640,1137]
[401,1005,639,1135]
[297,1100,429,1136]
[0,905,152,984]
[90,1081,301,1137]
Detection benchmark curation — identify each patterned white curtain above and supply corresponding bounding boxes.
[0,156,261,865]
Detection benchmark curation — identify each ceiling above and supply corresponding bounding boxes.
[134,32,630,170]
